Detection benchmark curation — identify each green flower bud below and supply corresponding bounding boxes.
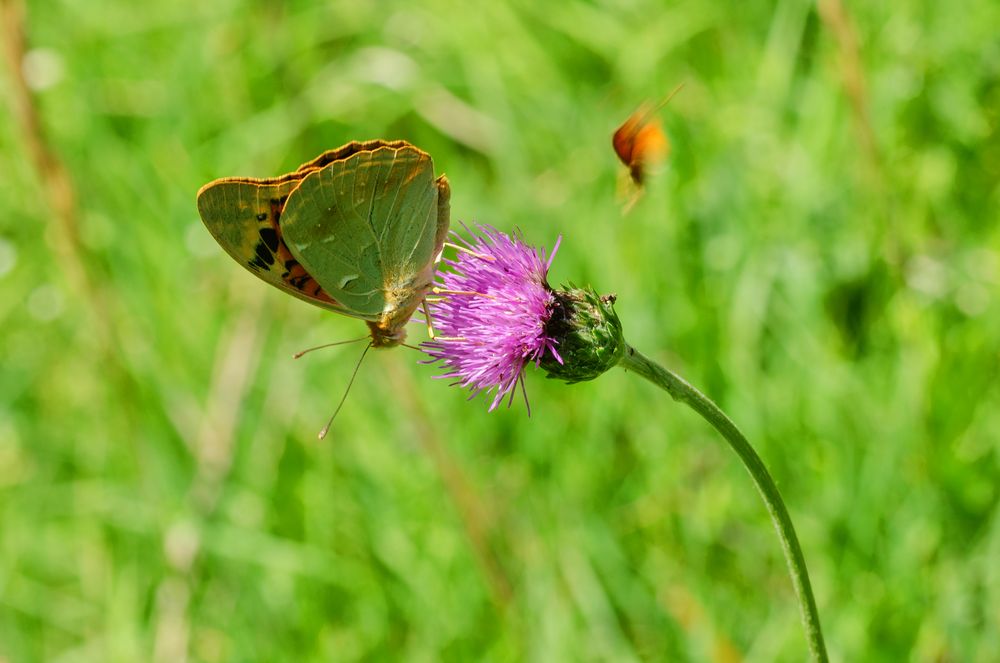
[540,286,625,383]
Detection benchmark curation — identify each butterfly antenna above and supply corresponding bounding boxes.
[648,83,685,117]
[293,336,369,359]
[317,342,372,440]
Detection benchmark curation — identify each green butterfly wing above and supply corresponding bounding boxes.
[196,175,351,315]
[279,143,446,322]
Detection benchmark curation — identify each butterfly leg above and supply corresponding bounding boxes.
[421,288,494,341]
[421,298,437,340]
[443,242,496,261]
[431,286,495,299]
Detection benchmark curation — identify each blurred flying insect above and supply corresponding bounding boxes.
[612,85,682,207]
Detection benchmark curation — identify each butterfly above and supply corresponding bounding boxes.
[197,140,451,348]
[611,86,682,187]
[612,104,669,186]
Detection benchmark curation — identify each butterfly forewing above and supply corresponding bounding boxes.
[196,176,351,315]
[279,144,440,320]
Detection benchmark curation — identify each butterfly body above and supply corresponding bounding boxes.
[197,140,450,348]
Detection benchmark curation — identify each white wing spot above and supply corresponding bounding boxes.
[339,274,359,289]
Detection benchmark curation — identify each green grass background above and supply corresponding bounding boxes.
[2,0,998,660]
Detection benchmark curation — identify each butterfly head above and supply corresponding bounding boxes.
[366,321,407,348]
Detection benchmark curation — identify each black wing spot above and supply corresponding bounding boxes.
[248,256,269,271]
[256,212,268,221]
[254,241,275,266]
[259,227,279,252]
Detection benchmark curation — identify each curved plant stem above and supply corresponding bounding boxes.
[619,344,828,663]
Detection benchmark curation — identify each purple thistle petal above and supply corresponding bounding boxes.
[421,225,561,411]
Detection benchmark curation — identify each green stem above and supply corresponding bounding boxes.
[619,344,828,662]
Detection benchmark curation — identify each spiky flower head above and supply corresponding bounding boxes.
[422,225,624,410]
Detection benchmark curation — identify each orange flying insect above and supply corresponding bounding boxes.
[612,84,683,186]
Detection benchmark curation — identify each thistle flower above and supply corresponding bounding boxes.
[421,225,566,411]
[423,226,631,408]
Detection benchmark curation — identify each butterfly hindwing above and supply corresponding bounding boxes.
[279,143,442,320]
[292,139,412,174]
[196,175,351,315]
